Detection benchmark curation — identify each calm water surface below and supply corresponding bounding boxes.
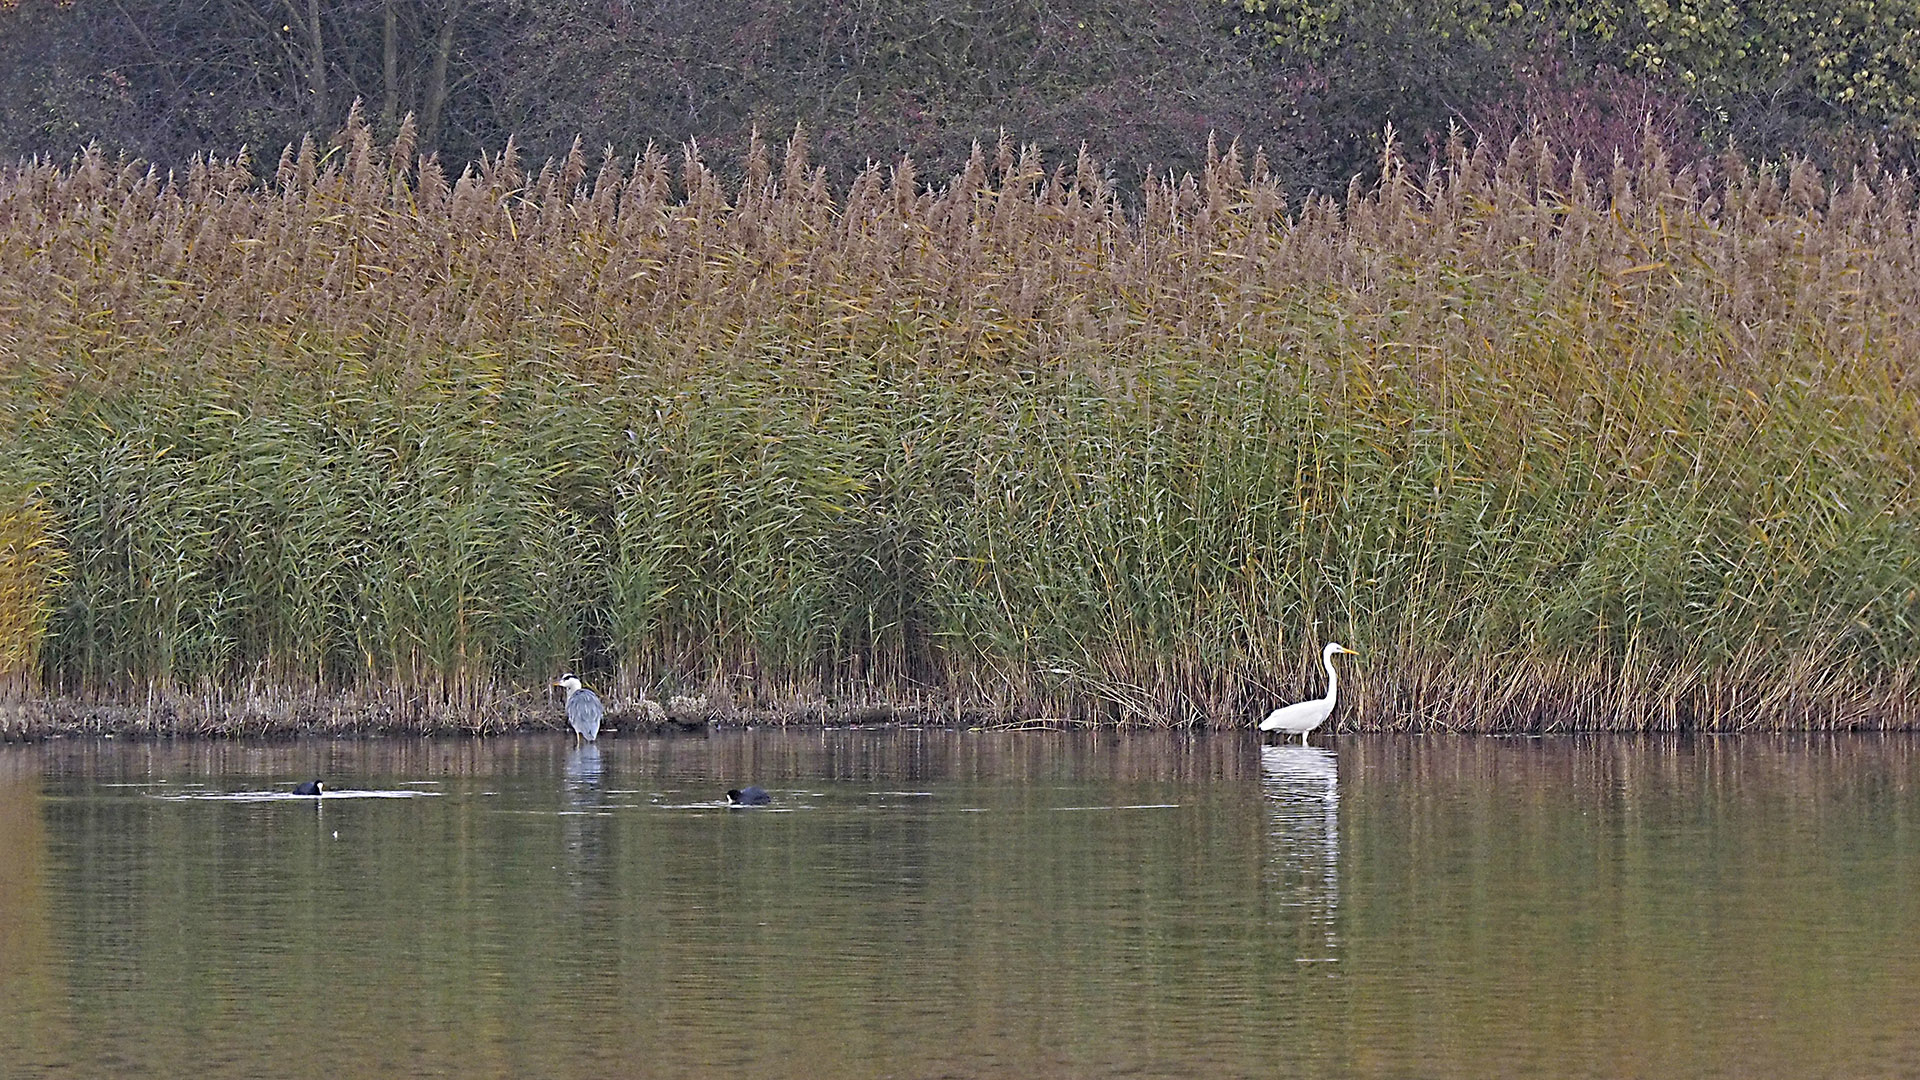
[2,731,1917,1078]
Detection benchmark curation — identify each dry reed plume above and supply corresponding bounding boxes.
[2,111,1917,734]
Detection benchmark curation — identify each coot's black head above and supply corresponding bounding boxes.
[293,780,323,796]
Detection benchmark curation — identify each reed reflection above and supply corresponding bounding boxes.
[0,753,67,1073]
[1260,744,1340,958]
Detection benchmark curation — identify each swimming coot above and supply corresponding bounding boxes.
[727,786,772,806]
[292,780,323,796]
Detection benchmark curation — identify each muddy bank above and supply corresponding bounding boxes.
[0,693,953,741]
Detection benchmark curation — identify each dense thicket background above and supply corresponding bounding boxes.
[2,0,1915,192]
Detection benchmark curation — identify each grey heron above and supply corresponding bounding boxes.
[1259,643,1359,744]
[551,673,604,742]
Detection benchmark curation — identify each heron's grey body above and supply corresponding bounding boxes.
[1259,643,1358,744]
[551,674,603,742]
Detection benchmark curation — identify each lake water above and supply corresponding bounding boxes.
[2,731,1917,1078]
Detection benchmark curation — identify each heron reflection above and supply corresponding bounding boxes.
[1261,743,1341,956]
[564,742,604,806]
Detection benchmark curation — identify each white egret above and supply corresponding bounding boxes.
[550,673,604,742]
[1259,643,1359,744]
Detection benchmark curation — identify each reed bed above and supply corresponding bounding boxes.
[2,115,1917,733]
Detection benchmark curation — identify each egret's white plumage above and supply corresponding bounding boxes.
[551,673,603,742]
[1259,643,1358,744]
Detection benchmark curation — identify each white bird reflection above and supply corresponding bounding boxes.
[564,743,605,807]
[561,743,611,898]
[1261,744,1341,959]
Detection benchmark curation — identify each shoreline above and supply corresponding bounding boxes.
[0,693,963,741]
[5,690,1917,740]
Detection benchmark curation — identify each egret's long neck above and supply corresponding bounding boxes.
[1321,650,1341,705]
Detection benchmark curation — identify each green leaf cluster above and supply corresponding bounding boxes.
[1230,0,1920,137]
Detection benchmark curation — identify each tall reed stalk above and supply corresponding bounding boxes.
[0,485,63,715]
[2,115,1916,731]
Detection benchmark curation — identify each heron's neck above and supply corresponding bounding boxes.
[1321,651,1340,703]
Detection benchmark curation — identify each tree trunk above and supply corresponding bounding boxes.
[382,0,400,133]
[420,0,464,148]
[305,0,327,130]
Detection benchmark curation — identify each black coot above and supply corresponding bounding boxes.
[292,780,323,796]
[726,786,772,806]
